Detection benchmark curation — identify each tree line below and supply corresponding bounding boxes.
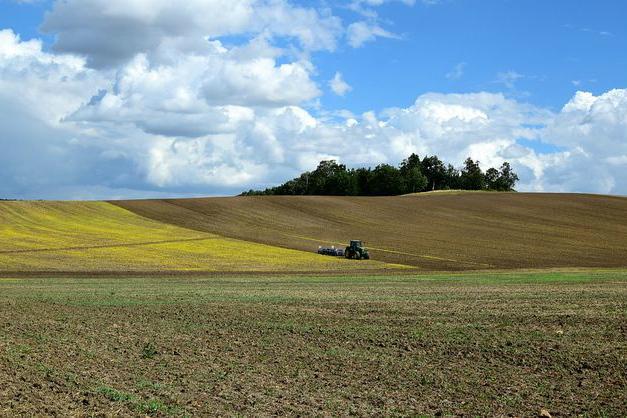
[241,153,519,196]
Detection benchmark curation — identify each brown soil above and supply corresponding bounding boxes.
[1,273,625,416]
[113,192,627,271]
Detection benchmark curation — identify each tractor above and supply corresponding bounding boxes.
[344,240,370,260]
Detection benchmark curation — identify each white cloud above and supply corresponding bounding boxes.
[41,0,343,68]
[0,29,104,124]
[0,30,110,125]
[345,0,411,48]
[2,5,627,199]
[446,62,466,80]
[329,72,352,96]
[348,0,416,17]
[539,89,627,193]
[495,70,524,89]
[65,44,320,143]
[0,30,127,197]
[347,21,400,47]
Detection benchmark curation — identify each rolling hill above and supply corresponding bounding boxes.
[0,201,398,274]
[113,192,627,271]
[1,192,625,274]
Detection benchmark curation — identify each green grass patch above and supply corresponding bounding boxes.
[97,386,135,402]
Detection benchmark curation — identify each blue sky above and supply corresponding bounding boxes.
[4,0,625,112]
[0,0,626,198]
[317,0,627,112]
[0,0,51,40]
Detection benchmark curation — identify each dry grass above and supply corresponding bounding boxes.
[0,270,625,416]
[114,192,627,271]
[0,201,400,274]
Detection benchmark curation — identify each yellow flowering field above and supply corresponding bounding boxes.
[0,201,403,273]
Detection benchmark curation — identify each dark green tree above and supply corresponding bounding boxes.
[354,167,372,195]
[460,158,485,190]
[240,153,518,196]
[485,167,500,190]
[369,164,404,195]
[400,153,427,193]
[307,160,346,194]
[421,155,447,190]
[400,153,422,173]
[495,162,519,191]
[327,169,358,195]
[444,164,461,189]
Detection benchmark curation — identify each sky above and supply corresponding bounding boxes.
[0,0,626,199]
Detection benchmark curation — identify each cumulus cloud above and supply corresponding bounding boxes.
[539,90,627,193]
[0,29,116,196]
[68,39,320,137]
[41,0,343,68]
[1,2,627,199]
[329,72,352,96]
[0,29,105,124]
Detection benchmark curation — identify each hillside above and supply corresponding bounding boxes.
[113,192,627,271]
[0,201,397,274]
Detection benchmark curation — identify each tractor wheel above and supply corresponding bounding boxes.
[364,254,370,260]
[355,252,362,260]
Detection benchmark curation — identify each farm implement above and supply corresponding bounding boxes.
[318,240,370,260]
[317,246,344,257]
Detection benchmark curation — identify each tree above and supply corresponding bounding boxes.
[485,167,500,190]
[400,153,422,173]
[421,155,447,190]
[495,162,519,191]
[308,160,347,194]
[400,153,427,193]
[444,164,461,190]
[460,158,485,190]
[354,167,373,195]
[369,164,404,195]
[403,167,428,193]
[240,153,518,196]
[327,169,358,195]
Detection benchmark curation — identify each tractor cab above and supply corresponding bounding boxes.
[349,240,362,249]
[345,240,370,260]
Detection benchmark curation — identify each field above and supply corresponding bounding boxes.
[1,193,625,274]
[0,201,400,274]
[114,192,627,271]
[1,271,625,416]
[1,193,626,416]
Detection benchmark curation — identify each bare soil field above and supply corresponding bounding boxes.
[2,195,625,416]
[114,192,627,271]
[0,271,625,416]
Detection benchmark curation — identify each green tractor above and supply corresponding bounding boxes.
[344,240,370,260]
